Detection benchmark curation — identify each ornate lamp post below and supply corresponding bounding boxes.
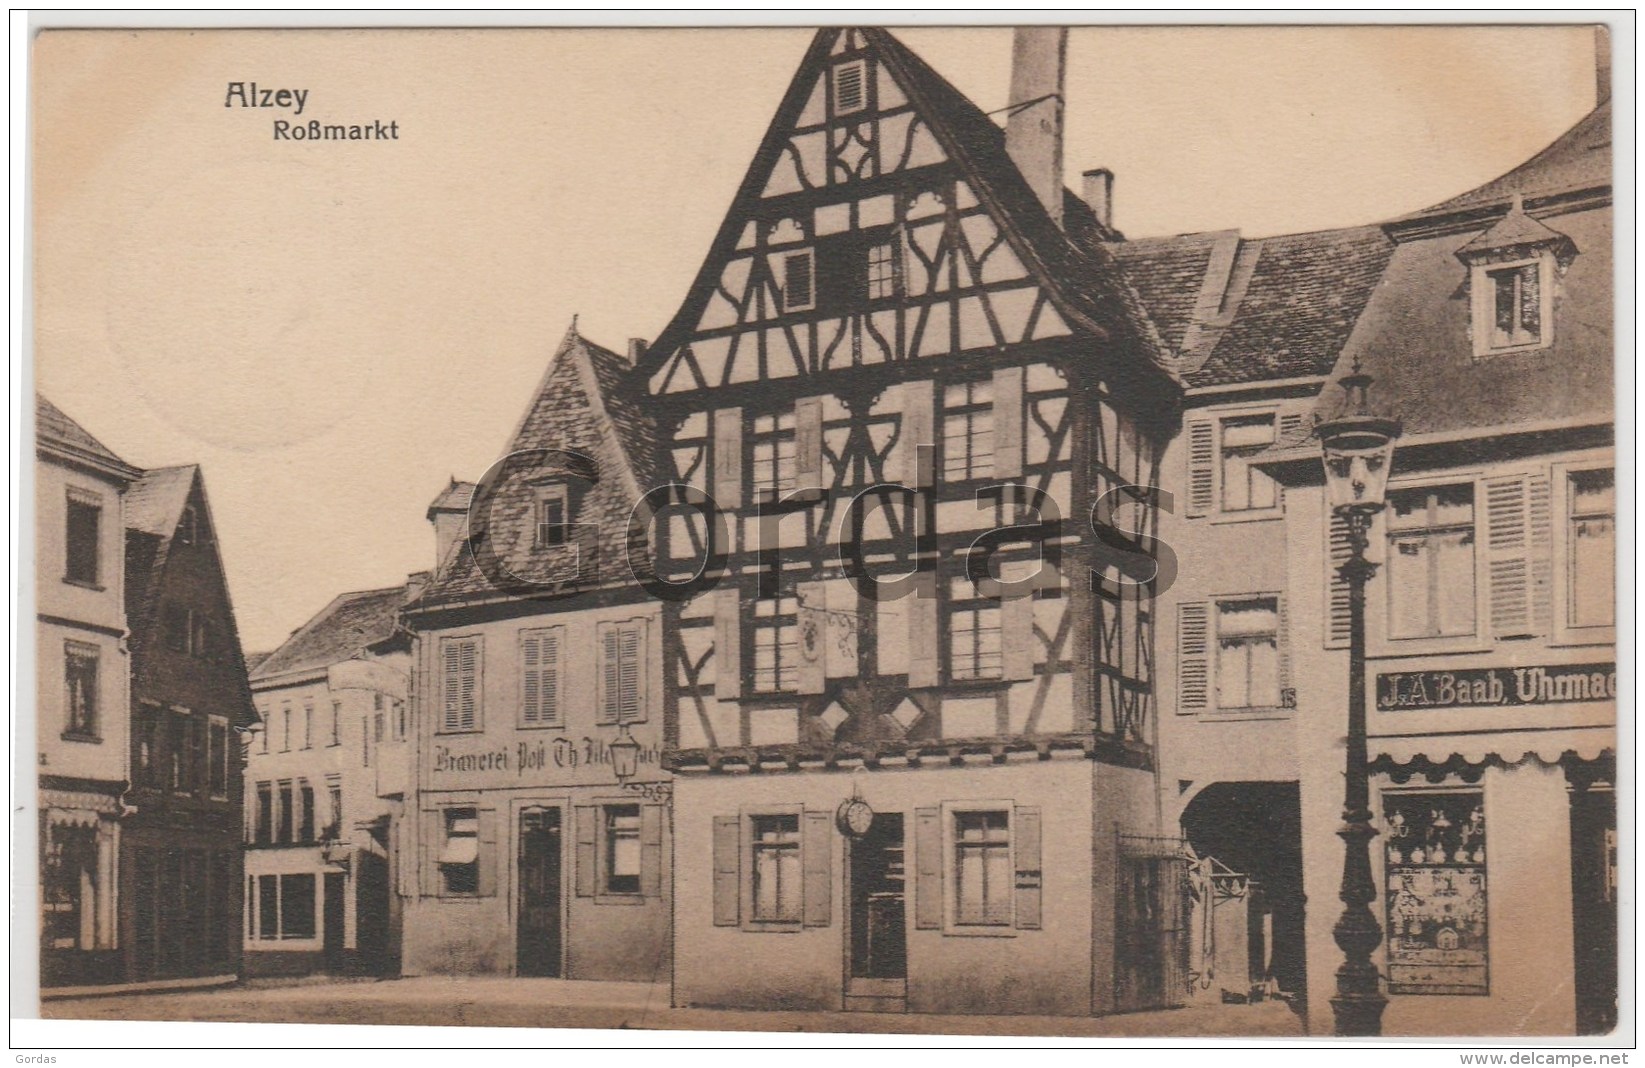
[1315,360,1401,1037]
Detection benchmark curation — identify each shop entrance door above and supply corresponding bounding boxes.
[322,873,346,970]
[846,813,906,1012]
[1569,786,1616,1035]
[516,808,562,978]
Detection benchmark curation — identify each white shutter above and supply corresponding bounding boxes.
[1325,514,1352,649]
[1485,475,1532,638]
[713,407,743,510]
[1186,417,1216,518]
[542,629,561,726]
[823,579,858,679]
[442,641,461,731]
[521,631,542,725]
[1527,471,1553,636]
[618,621,645,722]
[992,367,1024,479]
[1001,559,1035,681]
[907,572,939,687]
[714,586,742,699]
[795,397,825,486]
[597,624,621,725]
[1177,601,1210,712]
[458,639,479,731]
[899,380,936,489]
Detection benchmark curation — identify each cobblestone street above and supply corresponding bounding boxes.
[41,976,1307,1039]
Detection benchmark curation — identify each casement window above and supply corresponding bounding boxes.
[1565,467,1615,632]
[301,702,313,750]
[1215,597,1281,709]
[948,575,1002,682]
[438,808,481,895]
[751,597,798,694]
[519,627,563,728]
[597,619,647,724]
[712,809,832,930]
[749,410,797,500]
[330,700,341,746]
[781,249,816,313]
[207,716,229,798]
[248,873,316,941]
[255,783,272,845]
[440,636,482,732]
[942,379,995,483]
[1387,484,1477,640]
[574,803,663,901]
[1489,263,1541,349]
[298,781,315,843]
[914,803,1042,935]
[64,489,101,586]
[866,238,899,300]
[276,781,294,843]
[63,641,100,739]
[1383,791,1489,995]
[1219,414,1280,512]
[537,485,570,548]
[831,58,868,115]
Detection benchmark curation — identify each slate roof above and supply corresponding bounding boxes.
[123,466,200,640]
[411,326,658,610]
[1421,101,1611,215]
[124,465,197,536]
[36,394,141,480]
[427,478,477,517]
[250,584,410,682]
[1106,232,1224,355]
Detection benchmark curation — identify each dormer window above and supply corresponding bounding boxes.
[1457,195,1576,361]
[781,249,815,312]
[831,59,868,116]
[537,486,570,548]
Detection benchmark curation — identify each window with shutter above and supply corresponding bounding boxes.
[1176,602,1209,713]
[441,636,482,732]
[1185,418,1216,517]
[1386,484,1478,640]
[520,627,562,727]
[618,623,643,722]
[1326,511,1353,649]
[596,620,647,724]
[1484,475,1533,638]
[782,250,816,312]
[1564,467,1614,633]
[712,815,740,926]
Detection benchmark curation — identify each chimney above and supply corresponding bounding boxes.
[1595,25,1611,105]
[1082,168,1114,231]
[627,337,647,365]
[1005,27,1068,227]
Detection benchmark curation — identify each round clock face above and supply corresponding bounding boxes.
[837,798,874,837]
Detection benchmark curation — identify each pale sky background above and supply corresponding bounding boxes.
[31,25,1602,653]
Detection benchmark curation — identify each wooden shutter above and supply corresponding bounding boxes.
[714,586,742,699]
[795,396,824,485]
[442,638,479,731]
[1325,513,1352,649]
[802,810,832,927]
[900,380,936,488]
[992,366,1024,479]
[618,621,645,722]
[712,814,740,926]
[713,407,744,510]
[907,572,939,687]
[476,808,498,897]
[1014,805,1042,930]
[640,804,664,897]
[1001,559,1036,681]
[575,805,598,898]
[596,625,621,725]
[1177,601,1210,713]
[521,629,560,726]
[796,581,826,694]
[914,806,943,930]
[1278,410,1306,446]
[441,641,460,731]
[1186,417,1216,517]
[1528,472,1553,634]
[1485,475,1533,638]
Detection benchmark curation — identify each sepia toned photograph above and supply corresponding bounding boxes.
[19,17,1624,1047]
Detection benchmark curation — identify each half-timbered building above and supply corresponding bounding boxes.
[643,27,1183,1015]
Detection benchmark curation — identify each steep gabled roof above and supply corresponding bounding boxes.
[412,325,658,609]
[36,393,141,481]
[251,584,410,683]
[124,464,197,537]
[123,465,201,639]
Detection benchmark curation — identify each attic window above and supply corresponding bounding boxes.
[831,60,868,116]
[537,486,571,548]
[781,249,816,312]
[1488,263,1541,349]
[1456,196,1573,361]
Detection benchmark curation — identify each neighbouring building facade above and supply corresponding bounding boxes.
[36,395,143,988]
[122,465,257,983]
[640,28,1183,1016]
[244,578,420,976]
[400,330,672,982]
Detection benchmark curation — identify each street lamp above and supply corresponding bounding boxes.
[1315,359,1400,1038]
[608,722,642,784]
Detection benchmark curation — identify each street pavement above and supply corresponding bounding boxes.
[40,975,1306,1039]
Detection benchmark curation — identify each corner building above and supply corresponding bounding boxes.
[642,28,1182,1015]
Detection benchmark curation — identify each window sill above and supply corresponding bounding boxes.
[516,722,568,731]
[61,577,106,592]
[943,924,1017,938]
[1547,628,1617,650]
[1191,709,1292,723]
[740,921,804,933]
[593,893,647,907]
[434,728,485,736]
[60,731,102,745]
[1369,637,1493,661]
[1473,340,1551,361]
[1208,508,1285,526]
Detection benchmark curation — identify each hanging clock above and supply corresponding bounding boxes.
[836,797,875,837]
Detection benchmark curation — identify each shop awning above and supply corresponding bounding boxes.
[1371,727,1615,768]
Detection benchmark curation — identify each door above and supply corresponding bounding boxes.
[516,808,563,978]
[1570,787,1617,1035]
[323,873,346,970]
[847,812,906,1002]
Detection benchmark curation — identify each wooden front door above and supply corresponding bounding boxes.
[516,808,563,978]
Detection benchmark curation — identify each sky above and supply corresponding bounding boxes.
[30,24,1602,653]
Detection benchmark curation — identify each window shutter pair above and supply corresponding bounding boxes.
[714,587,742,699]
[713,408,744,510]
[1185,417,1217,517]
[521,629,561,726]
[640,804,665,898]
[1484,473,1553,639]
[1325,514,1353,650]
[442,638,480,731]
[596,620,647,724]
[579,804,661,899]
[710,811,831,927]
[795,397,825,486]
[907,571,939,687]
[575,805,599,898]
[912,806,1041,930]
